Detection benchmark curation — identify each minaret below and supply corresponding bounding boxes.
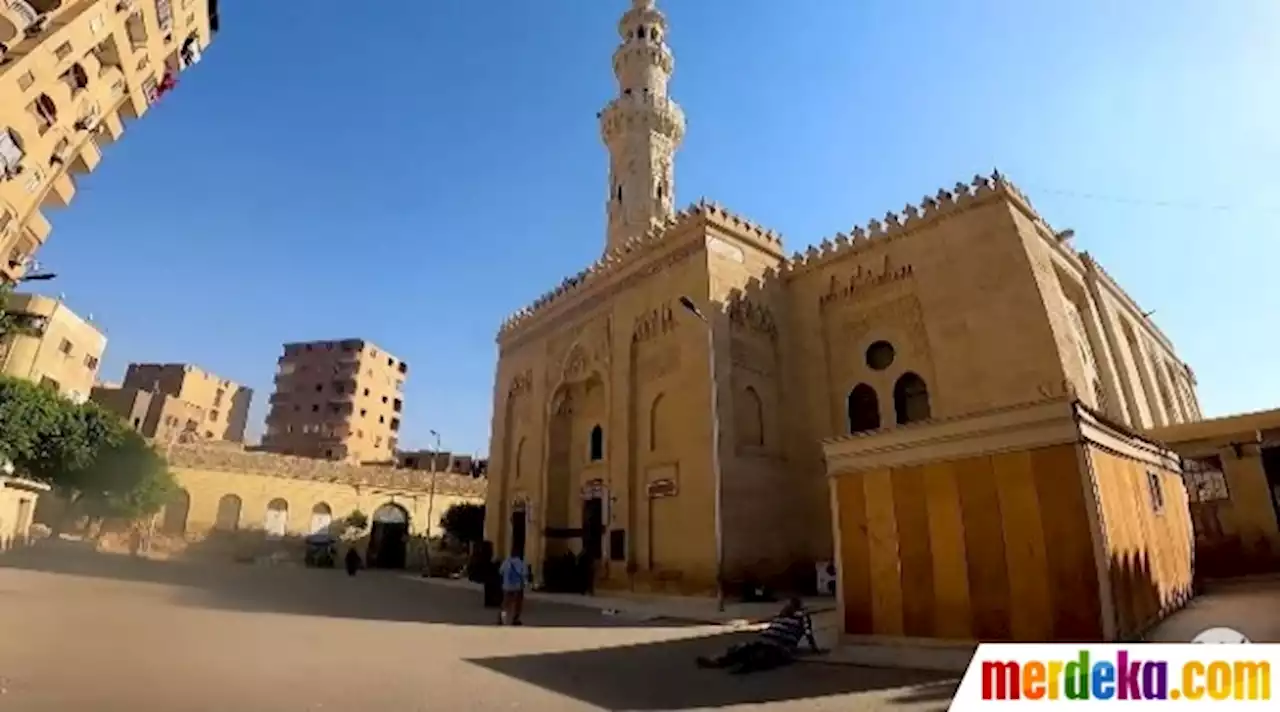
[599,0,686,254]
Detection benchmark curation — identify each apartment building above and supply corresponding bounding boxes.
[261,339,408,463]
[396,450,488,478]
[117,362,250,441]
[1,0,220,281]
[90,382,204,442]
[0,292,103,402]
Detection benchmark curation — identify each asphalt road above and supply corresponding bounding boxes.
[0,545,956,712]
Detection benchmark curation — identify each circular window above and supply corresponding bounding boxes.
[866,341,895,371]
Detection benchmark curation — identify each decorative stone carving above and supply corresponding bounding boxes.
[819,254,914,309]
[828,294,931,373]
[564,345,590,381]
[632,301,676,343]
[727,296,778,341]
[509,369,534,397]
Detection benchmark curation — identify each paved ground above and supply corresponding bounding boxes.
[1145,576,1280,643]
[0,546,955,712]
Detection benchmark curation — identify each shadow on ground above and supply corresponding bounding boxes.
[469,631,957,711]
[0,542,690,629]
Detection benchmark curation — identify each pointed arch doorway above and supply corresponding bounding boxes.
[366,503,410,569]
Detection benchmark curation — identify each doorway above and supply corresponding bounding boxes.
[1263,447,1280,530]
[510,506,527,559]
[367,503,410,569]
[582,497,604,562]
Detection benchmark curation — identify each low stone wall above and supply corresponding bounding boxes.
[164,443,486,498]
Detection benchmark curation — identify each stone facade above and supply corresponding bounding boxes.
[483,0,1202,595]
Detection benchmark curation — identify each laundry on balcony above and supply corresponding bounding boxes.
[179,44,201,69]
[0,129,25,181]
[156,72,178,98]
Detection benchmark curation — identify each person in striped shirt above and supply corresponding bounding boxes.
[696,598,823,674]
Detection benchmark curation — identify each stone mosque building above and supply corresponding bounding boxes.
[483,0,1202,597]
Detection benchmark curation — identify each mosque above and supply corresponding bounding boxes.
[482,0,1202,601]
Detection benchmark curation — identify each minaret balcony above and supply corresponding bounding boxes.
[612,42,673,76]
[599,95,684,144]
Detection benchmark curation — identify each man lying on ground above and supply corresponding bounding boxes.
[696,597,824,674]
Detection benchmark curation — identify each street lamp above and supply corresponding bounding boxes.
[17,272,57,283]
[679,295,726,613]
[426,429,443,537]
[419,429,444,577]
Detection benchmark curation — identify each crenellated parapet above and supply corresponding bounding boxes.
[774,171,1059,279]
[498,199,784,340]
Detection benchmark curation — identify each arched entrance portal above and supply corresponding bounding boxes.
[510,500,528,559]
[367,503,410,569]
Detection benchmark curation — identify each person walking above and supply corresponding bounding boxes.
[497,552,529,626]
[344,546,362,577]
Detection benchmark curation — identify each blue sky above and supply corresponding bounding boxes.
[32,1,1280,454]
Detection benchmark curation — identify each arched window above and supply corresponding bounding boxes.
[310,502,333,535]
[847,384,880,434]
[214,494,241,531]
[649,394,665,451]
[589,425,604,461]
[161,488,190,535]
[264,498,289,537]
[894,372,931,425]
[738,386,765,446]
[615,184,623,203]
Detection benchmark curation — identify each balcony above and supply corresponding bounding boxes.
[0,128,25,183]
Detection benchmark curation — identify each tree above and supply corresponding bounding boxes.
[74,431,175,522]
[0,376,173,528]
[337,509,368,540]
[440,503,485,545]
[0,376,115,475]
[0,281,41,342]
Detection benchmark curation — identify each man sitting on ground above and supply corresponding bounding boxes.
[696,598,823,674]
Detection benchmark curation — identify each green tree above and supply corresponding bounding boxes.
[75,431,175,522]
[0,376,114,474]
[439,502,485,545]
[0,376,174,528]
[0,282,42,342]
[0,281,14,338]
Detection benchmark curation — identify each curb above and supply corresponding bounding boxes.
[404,575,832,627]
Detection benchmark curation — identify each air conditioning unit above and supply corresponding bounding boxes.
[815,561,837,597]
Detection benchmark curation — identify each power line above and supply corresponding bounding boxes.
[1022,184,1280,216]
